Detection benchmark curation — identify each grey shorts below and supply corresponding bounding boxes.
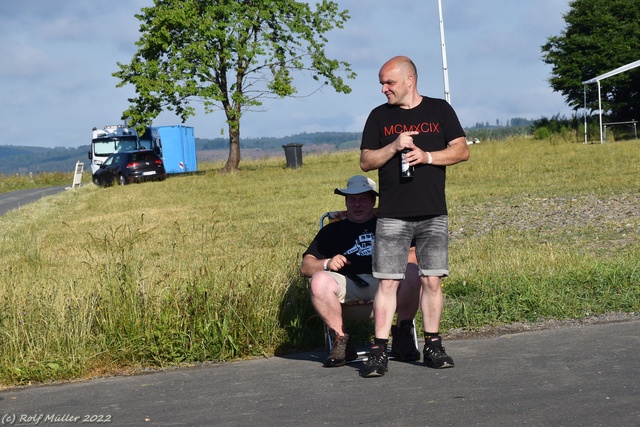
[327,272,379,303]
[373,215,449,279]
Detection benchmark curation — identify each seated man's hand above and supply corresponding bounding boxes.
[326,254,350,272]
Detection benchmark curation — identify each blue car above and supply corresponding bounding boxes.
[93,150,166,187]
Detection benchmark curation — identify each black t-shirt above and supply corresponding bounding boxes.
[360,96,465,218]
[303,217,376,276]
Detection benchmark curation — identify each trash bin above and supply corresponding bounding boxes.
[282,143,303,168]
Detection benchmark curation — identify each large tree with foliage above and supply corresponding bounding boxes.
[541,0,640,122]
[114,0,355,172]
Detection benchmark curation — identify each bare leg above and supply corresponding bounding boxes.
[420,276,444,333]
[373,278,399,339]
[309,272,344,334]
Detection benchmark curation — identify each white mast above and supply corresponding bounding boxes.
[438,0,451,104]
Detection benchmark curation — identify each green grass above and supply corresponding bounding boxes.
[0,137,639,386]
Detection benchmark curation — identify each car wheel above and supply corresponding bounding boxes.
[118,174,126,186]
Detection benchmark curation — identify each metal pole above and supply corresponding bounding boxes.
[438,0,451,104]
[583,85,588,143]
[597,80,603,143]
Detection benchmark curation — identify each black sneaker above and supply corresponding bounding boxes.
[390,319,421,362]
[361,345,388,377]
[423,336,454,369]
[324,329,357,367]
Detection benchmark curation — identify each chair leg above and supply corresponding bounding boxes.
[324,323,332,352]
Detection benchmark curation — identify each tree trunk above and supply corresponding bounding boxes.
[222,125,241,172]
[222,103,241,173]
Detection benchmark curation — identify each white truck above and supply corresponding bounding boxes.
[88,125,142,174]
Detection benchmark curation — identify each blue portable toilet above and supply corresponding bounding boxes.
[155,125,198,174]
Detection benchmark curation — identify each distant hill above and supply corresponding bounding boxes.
[0,145,91,175]
[0,132,362,175]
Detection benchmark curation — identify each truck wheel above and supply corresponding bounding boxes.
[118,174,127,186]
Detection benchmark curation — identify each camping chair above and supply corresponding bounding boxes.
[319,210,419,362]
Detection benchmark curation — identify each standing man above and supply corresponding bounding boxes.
[359,56,469,378]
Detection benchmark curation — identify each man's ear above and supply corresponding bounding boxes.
[407,74,415,90]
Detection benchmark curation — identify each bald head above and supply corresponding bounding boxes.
[381,56,418,82]
[378,56,421,108]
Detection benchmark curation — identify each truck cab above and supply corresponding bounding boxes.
[88,125,141,174]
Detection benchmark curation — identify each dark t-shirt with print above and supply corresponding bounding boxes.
[360,96,465,218]
[303,217,376,276]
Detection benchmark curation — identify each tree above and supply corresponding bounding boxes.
[541,0,640,122]
[114,0,355,172]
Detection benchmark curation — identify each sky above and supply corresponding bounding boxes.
[0,0,574,149]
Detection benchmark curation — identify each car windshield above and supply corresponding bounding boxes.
[93,137,138,157]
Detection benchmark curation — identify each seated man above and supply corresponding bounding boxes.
[300,175,421,367]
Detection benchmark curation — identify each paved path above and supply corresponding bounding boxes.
[0,186,67,216]
[1,320,638,426]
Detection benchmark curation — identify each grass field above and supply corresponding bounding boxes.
[0,137,638,386]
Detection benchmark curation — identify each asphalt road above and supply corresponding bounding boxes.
[1,320,638,426]
[0,186,68,216]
